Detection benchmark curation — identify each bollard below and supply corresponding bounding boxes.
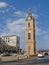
[17,55,19,60]
[0,58,1,61]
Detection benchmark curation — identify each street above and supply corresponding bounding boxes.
[0,55,49,65]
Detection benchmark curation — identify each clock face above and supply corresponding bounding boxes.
[28,16,31,20]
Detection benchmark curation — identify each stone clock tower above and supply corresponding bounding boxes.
[25,9,36,55]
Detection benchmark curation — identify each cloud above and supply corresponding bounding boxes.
[0,10,5,13]
[7,18,25,32]
[35,20,42,35]
[43,35,49,39]
[2,10,5,13]
[14,11,27,17]
[0,2,8,8]
[0,2,16,14]
[32,13,38,19]
[36,25,49,37]
[5,9,9,12]
[12,7,16,10]
[42,28,49,39]
[35,26,41,35]
[32,6,38,13]
[0,18,25,36]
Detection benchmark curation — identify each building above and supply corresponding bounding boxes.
[25,9,36,55]
[0,35,20,53]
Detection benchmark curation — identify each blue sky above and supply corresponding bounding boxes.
[0,0,49,50]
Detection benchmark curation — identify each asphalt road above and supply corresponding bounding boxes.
[0,55,49,65]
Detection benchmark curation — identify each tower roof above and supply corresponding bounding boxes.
[28,8,32,17]
[26,9,34,21]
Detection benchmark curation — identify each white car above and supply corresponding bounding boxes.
[12,53,18,56]
[37,53,44,58]
[0,53,6,56]
[0,53,10,56]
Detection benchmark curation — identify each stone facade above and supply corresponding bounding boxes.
[25,10,36,55]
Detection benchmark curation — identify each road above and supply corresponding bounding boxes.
[0,55,49,65]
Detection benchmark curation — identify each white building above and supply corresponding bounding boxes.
[1,35,20,49]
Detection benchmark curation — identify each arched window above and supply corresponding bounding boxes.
[28,23,30,27]
[28,33,31,39]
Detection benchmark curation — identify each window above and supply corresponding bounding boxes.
[8,37,10,42]
[6,37,7,39]
[8,37,9,39]
[6,40,7,42]
[8,40,9,42]
[28,33,31,39]
[28,23,30,27]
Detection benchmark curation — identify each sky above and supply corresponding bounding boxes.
[0,0,49,50]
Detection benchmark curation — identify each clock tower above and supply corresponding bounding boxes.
[25,9,36,55]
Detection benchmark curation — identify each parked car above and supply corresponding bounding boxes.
[37,53,44,58]
[44,52,48,55]
[10,53,18,56]
[0,53,11,56]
